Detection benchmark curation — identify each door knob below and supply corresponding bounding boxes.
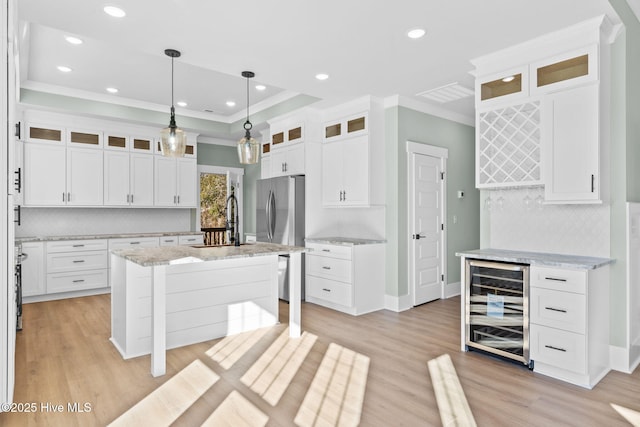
[413,234,426,240]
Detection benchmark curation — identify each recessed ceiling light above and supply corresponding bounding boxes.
[315,73,329,81]
[104,5,126,18]
[64,35,83,45]
[407,28,426,39]
[502,76,515,83]
[106,87,118,93]
[57,65,72,73]
[177,101,187,107]
[255,84,266,91]
[226,101,236,107]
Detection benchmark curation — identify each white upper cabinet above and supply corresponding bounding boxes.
[66,147,103,206]
[24,142,66,206]
[264,115,311,179]
[20,109,198,208]
[543,84,600,203]
[320,103,383,208]
[471,16,614,202]
[154,157,197,207]
[104,151,154,206]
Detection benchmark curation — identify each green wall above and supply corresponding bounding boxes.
[197,143,261,235]
[385,106,479,297]
[608,0,640,347]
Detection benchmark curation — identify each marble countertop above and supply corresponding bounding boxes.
[112,242,306,267]
[305,236,386,246]
[16,231,203,243]
[456,248,613,270]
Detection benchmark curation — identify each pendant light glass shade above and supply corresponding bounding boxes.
[161,49,186,157]
[237,71,260,164]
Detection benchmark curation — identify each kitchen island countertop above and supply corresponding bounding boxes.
[456,248,613,270]
[16,231,203,243]
[112,241,306,267]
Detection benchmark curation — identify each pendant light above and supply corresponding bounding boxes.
[237,71,260,164]
[160,49,186,157]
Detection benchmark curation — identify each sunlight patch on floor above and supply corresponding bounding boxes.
[206,326,273,369]
[611,403,640,426]
[108,359,219,426]
[294,343,369,427]
[201,390,269,427]
[428,353,477,427]
[241,328,318,406]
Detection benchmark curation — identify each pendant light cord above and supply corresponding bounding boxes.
[245,75,250,124]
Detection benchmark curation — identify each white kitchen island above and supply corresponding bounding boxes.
[110,242,305,377]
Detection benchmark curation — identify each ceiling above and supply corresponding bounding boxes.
[16,0,623,140]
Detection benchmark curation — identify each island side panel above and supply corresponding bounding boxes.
[111,254,280,359]
[109,253,127,357]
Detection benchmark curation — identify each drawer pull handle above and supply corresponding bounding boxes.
[322,266,331,270]
[544,345,566,353]
[72,244,85,248]
[72,279,85,283]
[73,260,85,263]
[322,249,331,252]
[322,288,331,292]
[130,242,141,245]
[544,277,567,282]
[544,306,567,313]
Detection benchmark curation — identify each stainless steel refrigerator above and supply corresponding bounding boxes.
[256,175,305,301]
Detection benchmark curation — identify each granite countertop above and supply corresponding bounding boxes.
[456,248,613,270]
[16,231,204,243]
[112,242,307,267]
[305,237,386,246]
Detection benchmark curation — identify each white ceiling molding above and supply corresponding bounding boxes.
[384,95,475,127]
[197,135,236,147]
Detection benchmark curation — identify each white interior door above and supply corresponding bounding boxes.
[410,152,445,306]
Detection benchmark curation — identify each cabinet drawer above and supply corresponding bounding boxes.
[179,234,204,246]
[530,266,586,294]
[159,236,178,246]
[109,237,159,250]
[47,269,108,294]
[47,251,108,273]
[306,242,352,260]
[47,239,108,253]
[530,288,585,334]
[307,254,351,282]
[307,276,353,307]
[530,324,586,374]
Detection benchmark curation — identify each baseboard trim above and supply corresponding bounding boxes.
[444,281,461,299]
[384,294,412,312]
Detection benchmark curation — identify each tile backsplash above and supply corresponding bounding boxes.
[15,208,192,238]
[482,187,610,257]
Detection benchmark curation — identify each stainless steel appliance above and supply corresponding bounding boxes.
[465,259,531,368]
[14,243,25,331]
[256,175,305,301]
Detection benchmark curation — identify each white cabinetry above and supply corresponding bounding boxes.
[23,143,66,206]
[154,157,197,207]
[24,143,103,206]
[104,151,154,206]
[322,134,369,206]
[471,17,611,203]
[542,84,600,203]
[66,147,103,206]
[270,144,304,177]
[529,265,609,388]
[305,242,384,315]
[45,239,109,294]
[21,242,45,297]
[178,234,204,246]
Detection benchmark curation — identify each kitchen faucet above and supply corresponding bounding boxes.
[225,186,240,246]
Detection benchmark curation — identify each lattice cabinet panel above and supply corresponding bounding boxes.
[477,101,542,188]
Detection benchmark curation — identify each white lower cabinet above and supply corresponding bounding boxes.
[529,264,609,388]
[21,242,45,297]
[305,242,384,315]
[178,234,204,246]
[45,239,109,294]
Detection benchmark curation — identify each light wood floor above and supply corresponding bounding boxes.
[1,294,639,426]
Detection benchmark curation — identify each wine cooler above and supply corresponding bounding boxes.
[465,259,531,367]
